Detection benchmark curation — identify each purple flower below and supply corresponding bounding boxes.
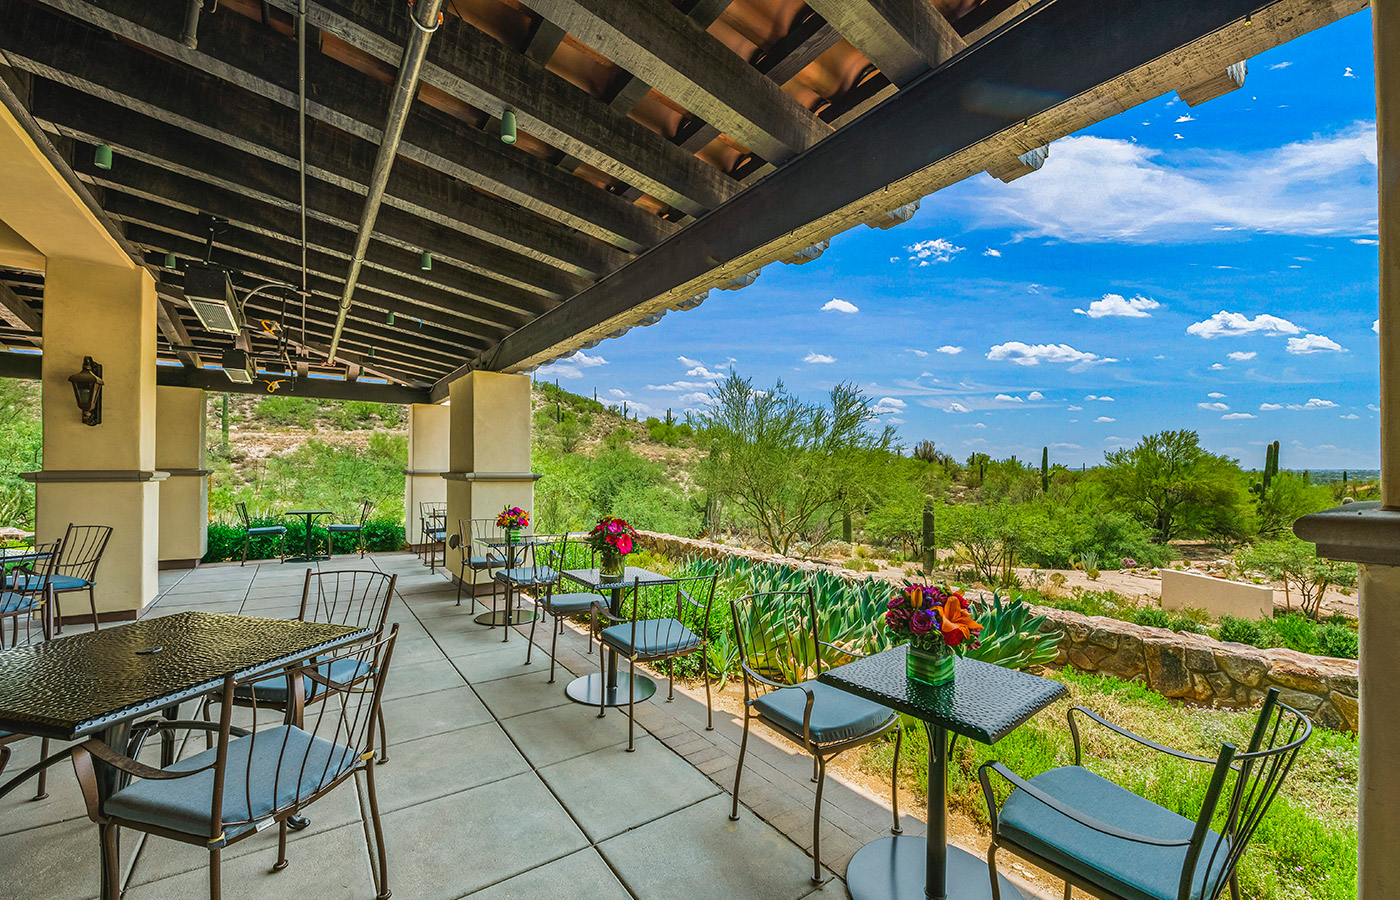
[885,608,911,631]
[909,609,935,636]
[887,597,906,610]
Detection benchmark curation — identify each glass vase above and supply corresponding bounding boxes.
[599,549,624,580]
[906,635,955,685]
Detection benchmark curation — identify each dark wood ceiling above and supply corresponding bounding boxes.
[0,0,1361,401]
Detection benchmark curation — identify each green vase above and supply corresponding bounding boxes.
[506,527,521,544]
[906,636,955,686]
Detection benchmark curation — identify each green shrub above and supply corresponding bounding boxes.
[1133,607,1171,629]
[1316,623,1359,660]
[255,396,317,428]
[1218,615,1262,646]
[201,517,404,563]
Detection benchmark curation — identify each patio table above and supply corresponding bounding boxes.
[471,535,552,627]
[283,508,334,562]
[0,610,370,900]
[561,566,669,708]
[819,647,1067,900]
[0,546,52,566]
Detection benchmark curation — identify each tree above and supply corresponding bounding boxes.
[1238,536,1357,618]
[695,373,893,555]
[1100,430,1248,542]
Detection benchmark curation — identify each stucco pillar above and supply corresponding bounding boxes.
[404,403,450,547]
[444,372,537,593]
[29,258,160,620]
[156,386,208,569]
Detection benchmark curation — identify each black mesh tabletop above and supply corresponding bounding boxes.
[0,611,368,740]
[818,645,1067,744]
[562,567,669,590]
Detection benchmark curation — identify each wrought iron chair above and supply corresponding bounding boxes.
[418,501,447,571]
[729,587,904,884]
[7,524,110,631]
[592,573,719,752]
[236,501,286,566]
[489,532,557,644]
[70,627,400,900]
[978,687,1312,900]
[524,536,601,681]
[327,500,374,558]
[449,517,506,607]
[211,569,397,763]
[0,580,57,802]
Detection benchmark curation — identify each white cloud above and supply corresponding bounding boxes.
[1175,115,1195,123]
[1028,391,1044,401]
[1260,403,1284,411]
[1355,238,1380,245]
[936,345,963,355]
[1227,351,1257,361]
[1173,133,1185,141]
[803,352,836,364]
[1210,363,1227,370]
[871,397,907,415]
[904,238,965,265]
[944,403,972,414]
[1198,402,1230,411]
[1344,66,1356,78]
[822,298,859,314]
[608,388,630,398]
[1208,392,1226,399]
[1051,442,1082,451]
[1067,405,1083,411]
[1095,416,1116,423]
[677,356,704,368]
[686,365,723,379]
[647,379,719,392]
[1187,311,1303,339]
[1375,319,1381,334]
[545,350,608,378]
[908,348,930,357]
[986,342,1116,370]
[1287,398,1338,410]
[962,126,1378,242]
[994,394,1024,403]
[1074,293,1160,319]
[1222,413,1257,420]
[887,417,905,425]
[1285,333,1345,355]
[983,248,1002,258]
[676,392,713,407]
[1268,61,1293,70]
[1340,413,1360,420]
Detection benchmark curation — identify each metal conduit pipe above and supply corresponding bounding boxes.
[326,0,445,362]
[181,0,203,49]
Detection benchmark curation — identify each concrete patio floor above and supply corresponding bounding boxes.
[0,551,1043,900]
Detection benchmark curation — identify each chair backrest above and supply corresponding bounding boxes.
[537,535,593,575]
[296,569,397,637]
[201,627,398,842]
[357,500,374,526]
[236,501,252,528]
[56,524,112,583]
[466,516,503,546]
[730,587,825,693]
[1182,688,1312,900]
[618,573,718,655]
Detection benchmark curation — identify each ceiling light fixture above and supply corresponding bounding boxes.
[500,109,517,144]
[94,144,113,170]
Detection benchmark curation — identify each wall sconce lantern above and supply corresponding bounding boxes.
[68,356,104,426]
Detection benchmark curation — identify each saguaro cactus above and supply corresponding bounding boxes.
[1041,446,1050,494]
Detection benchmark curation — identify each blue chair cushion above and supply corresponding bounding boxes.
[104,725,357,843]
[6,574,91,593]
[753,681,894,744]
[468,555,503,570]
[0,591,40,614]
[601,619,701,658]
[544,592,602,615]
[246,526,286,537]
[233,659,373,704]
[998,766,1229,900]
[494,566,558,586]
[326,524,361,532]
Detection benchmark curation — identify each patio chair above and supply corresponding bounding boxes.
[327,500,374,558]
[7,524,110,632]
[70,627,400,900]
[449,517,506,607]
[236,501,286,566]
[418,501,447,571]
[728,587,904,884]
[490,532,557,644]
[592,573,719,752]
[0,580,58,802]
[210,569,397,764]
[524,536,600,681]
[978,687,1312,900]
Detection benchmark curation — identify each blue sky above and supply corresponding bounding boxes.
[537,10,1381,470]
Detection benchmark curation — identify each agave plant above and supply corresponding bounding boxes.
[962,590,1062,670]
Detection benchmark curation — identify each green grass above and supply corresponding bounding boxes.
[858,669,1358,900]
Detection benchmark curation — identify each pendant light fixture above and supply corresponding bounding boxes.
[94,144,113,170]
[386,312,396,326]
[420,251,432,271]
[500,109,517,144]
[164,252,177,270]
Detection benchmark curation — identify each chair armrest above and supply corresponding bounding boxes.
[978,762,1192,847]
[817,639,866,661]
[1068,706,1216,766]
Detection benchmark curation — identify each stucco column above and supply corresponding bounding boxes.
[156,386,209,569]
[29,258,160,620]
[444,372,537,593]
[404,403,450,547]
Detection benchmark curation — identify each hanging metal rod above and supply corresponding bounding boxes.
[326,0,445,362]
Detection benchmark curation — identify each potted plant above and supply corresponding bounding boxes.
[885,583,983,685]
[587,515,637,579]
[497,506,529,544]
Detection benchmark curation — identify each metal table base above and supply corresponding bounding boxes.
[473,608,538,627]
[845,837,1022,900]
[565,671,657,708]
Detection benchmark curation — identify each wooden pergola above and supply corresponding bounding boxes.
[0,0,1362,403]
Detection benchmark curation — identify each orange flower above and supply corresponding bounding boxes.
[937,600,983,648]
[907,586,925,610]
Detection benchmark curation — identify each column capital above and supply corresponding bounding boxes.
[1295,502,1400,566]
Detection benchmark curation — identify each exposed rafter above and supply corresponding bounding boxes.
[804,0,966,87]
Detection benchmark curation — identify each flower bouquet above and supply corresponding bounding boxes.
[496,506,529,543]
[885,584,983,685]
[587,515,637,578]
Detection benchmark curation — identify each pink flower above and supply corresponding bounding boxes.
[909,609,935,636]
[615,535,633,555]
[885,608,911,631]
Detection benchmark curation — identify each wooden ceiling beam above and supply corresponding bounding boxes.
[156,297,203,368]
[526,0,831,162]
[157,364,432,403]
[0,280,42,348]
[265,0,738,214]
[754,13,841,87]
[804,0,966,87]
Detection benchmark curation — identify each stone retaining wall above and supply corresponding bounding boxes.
[638,530,1360,731]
